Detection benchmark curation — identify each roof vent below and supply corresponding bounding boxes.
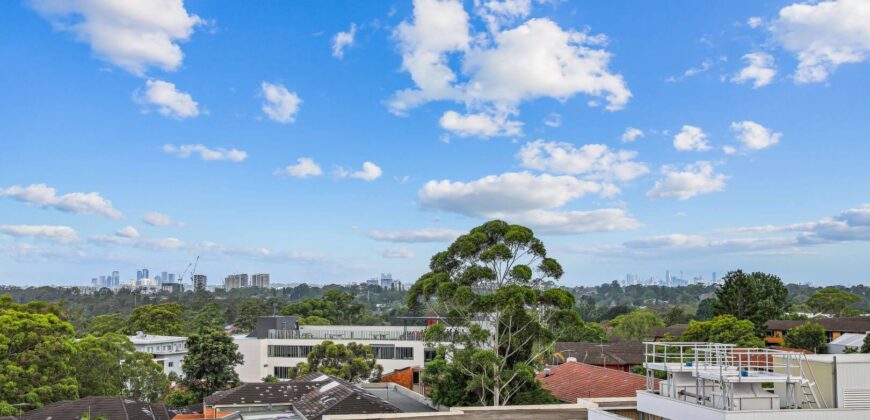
[544,368,552,377]
[136,331,145,338]
[566,357,577,363]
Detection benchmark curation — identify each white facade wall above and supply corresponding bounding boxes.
[233,336,431,383]
[130,337,188,377]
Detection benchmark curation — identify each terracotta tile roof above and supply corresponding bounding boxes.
[537,362,656,403]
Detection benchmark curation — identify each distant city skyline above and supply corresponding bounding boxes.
[1,1,869,286]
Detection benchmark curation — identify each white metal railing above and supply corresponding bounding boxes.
[268,328,426,341]
[643,342,828,410]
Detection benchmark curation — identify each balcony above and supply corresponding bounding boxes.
[267,326,428,341]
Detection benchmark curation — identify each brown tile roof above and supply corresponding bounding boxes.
[19,397,171,420]
[766,317,870,333]
[648,324,689,338]
[537,362,655,402]
[554,340,645,366]
[204,381,322,406]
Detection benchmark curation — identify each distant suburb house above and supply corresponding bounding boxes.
[552,340,646,372]
[649,324,689,342]
[128,331,188,377]
[765,317,870,346]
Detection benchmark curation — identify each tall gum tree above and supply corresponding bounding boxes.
[407,221,576,406]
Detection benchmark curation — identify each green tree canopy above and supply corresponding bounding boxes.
[784,322,827,353]
[128,303,184,336]
[680,315,764,347]
[280,290,366,325]
[87,313,127,336]
[182,328,244,399]
[191,303,226,332]
[610,310,664,341]
[122,352,170,402]
[407,220,574,406]
[714,270,788,333]
[0,303,78,414]
[233,299,268,332]
[73,333,135,398]
[805,287,860,317]
[296,340,383,382]
[663,307,691,326]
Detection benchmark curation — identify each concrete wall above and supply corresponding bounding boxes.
[233,336,428,383]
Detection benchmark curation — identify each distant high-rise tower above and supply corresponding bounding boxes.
[224,274,248,290]
[112,271,120,287]
[192,274,207,292]
[142,268,150,280]
[167,273,176,283]
[161,271,168,285]
[252,273,270,288]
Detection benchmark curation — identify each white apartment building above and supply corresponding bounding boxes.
[609,341,870,420]
[233,316,442,382]
[128,331,188,377]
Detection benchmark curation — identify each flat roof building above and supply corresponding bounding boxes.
[128,331,188,377]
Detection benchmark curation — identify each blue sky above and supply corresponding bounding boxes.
[1,0,869,287]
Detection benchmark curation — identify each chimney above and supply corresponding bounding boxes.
[544,368,552,377]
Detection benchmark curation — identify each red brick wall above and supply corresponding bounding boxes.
[379,367,413,390]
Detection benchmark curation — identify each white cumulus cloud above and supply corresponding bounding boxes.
[730,121,782,151]
[0,183,122,219]
[0,224,79,244]
[621,127,644,142]
[345,162,383,181]
[136,79,200,119]
[275,158,323,178]
[143,211,182,227]
[116,225,140,239]
[366,228,463,242]
[420,172,605,216]
[162,144,247,162]
[375,247,416,259]
[647,161,727,200]
[731,52,776,88]
[28,0,203,75]
[261,82,302,123]
[439,110,522,137]
[673,125,711,152]
[518,140,648,181]
[391,0,630,135]
[771,0,870,83]
[332,23,357,59]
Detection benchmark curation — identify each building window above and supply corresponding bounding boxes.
[168,362,174,367]
[424,348,437,362]
[274,366,292,379]
[372,345,414,360]
[268,345,314,358]
[396,347,414,360]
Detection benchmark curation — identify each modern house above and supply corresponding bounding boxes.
[234,316,445,383]
[632,341,870,420]
[128,331,188,377]
[553,340,646,372]
[765,317,870,345]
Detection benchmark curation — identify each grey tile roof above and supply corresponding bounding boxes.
[205,375,401,420]
[19,397,171,420]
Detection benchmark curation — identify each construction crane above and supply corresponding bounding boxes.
[179,262,193,285]
[190,256,200,283]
